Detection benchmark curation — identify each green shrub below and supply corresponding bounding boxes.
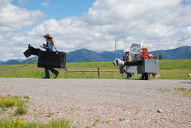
[23,96,29,100]
[15,105,27,115]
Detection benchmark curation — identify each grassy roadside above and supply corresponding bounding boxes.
[0,96,28,116]
[0,59,190,79]
[0,120,76,128]
[0,96,76,128]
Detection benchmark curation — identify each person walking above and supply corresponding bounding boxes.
[40,34,59,79]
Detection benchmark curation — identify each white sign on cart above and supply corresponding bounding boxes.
[130,43,142,54]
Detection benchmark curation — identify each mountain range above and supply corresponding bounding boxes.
[150,46,191,59]
[0,46,191,65]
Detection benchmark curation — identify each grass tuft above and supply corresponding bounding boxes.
[15,105,28,115]
[174,88,191,96]
[23,96,29,100]
[46,110,54,117]
[0,119,76,128]
[92,119,99,127]
[159,87,191,96]
[0,96,25,108]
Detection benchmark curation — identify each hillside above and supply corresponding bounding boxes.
[22,57,38,64]
[0,59,21,65]
[67,49,106,62]
[66,46,191,62]
[151,46,191,59]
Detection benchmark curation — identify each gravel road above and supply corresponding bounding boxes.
[0,78,191,128]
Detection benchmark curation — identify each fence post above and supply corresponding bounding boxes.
[97,68,100,78]
[83,72,85,78]
[65,68,67,78]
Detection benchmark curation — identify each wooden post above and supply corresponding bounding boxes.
[66,68,67,78]
[83,72,85,78]
[97,68,100,78]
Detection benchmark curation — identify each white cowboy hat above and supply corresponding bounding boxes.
[141,44,148,50]
[124,49,130,53]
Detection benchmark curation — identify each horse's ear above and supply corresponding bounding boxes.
[28,44,31,48]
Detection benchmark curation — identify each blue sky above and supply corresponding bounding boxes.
[0,0,191,61]
[182,0,191,5]
[13,0,95,19]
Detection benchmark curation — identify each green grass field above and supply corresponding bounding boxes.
[0,59,191,79]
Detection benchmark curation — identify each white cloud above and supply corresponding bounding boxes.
[41,2,49,7]
[0,0,43,31]
[17,0,27,3]
[0,0,191,61]
[0,0,44,60]
[184,26,191,35]
[41,0,51,7]
[27,0,191,51]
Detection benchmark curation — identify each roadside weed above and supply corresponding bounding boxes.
[15,105,28,115]
[0,96,25,108]
[0,119,76,128]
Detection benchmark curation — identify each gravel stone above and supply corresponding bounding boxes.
[157,109,163,113]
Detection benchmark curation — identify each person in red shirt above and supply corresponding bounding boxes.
[140,46,155,80]
[140,46,149,80]
[140,47,153,59]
